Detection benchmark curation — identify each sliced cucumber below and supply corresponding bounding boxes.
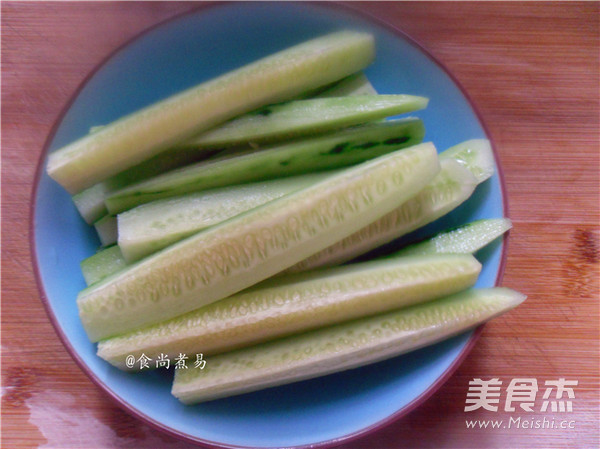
[87,214,509,291]
[73,183,110,225]
[71,75,378,224]
[78,143,440,341]
[172,287,525,404]
[97,253,481,369]
[80,245,127,286]
[86,140,496,281]
[183,95,427,149]
[316,72,377,97]
[285,157,477,273]
[72,145,222,224]
[87,74,379,150]
[118,172,334,263]
[93,215,117,247]
[105,118,425,214]
[393,218,513,257]
[47,31,376,194]
[87,216,511,286]
[439,139,494,183]
[284,139,494,273]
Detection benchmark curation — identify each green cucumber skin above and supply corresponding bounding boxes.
[185,95,428,148]
[97,253,481,369]
[78,143,440,342]
[172,287,525,404]
[118,172,334,263]
[105,118,425,214]
[284,157,478,273]
[439,139,494,183]
[393,218,513,257]
[80,246,128,286]
[47,31,375,194]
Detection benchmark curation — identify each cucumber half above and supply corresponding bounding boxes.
[172,287,525,404]
[104,118,425,214]
[78,143,440,341]
[97,253,481,369]
[47,31,376,194]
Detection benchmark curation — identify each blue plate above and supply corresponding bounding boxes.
[31,3,507,448]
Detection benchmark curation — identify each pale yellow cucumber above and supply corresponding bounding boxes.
[118,172,334,263]
[97,253,481,369]
[285,157,477,273]
[77,143,440,341]
[70,72,377,224]
[47,31,376,194]
[172,287,525,404]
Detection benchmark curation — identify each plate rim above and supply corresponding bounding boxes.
[28,2,510,448]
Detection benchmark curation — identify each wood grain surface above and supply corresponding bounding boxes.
[2,2,598,448]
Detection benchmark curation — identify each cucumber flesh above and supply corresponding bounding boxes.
[439,139,494,183]
[118,172,335,263]
[80,246,127,286]
[47,31,376,194]
[105,118,425,214]
[172,287,525,404]
[78,143,440,341]
[93,215,117,247]
[73,183,110,225]
[285,157,477,273]
[97,253,481,369]
[393,218,513,257]
[184,95,428,149]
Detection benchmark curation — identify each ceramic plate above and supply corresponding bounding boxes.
[32,3,507,448]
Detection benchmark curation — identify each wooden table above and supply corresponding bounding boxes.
[2,2,598,448]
